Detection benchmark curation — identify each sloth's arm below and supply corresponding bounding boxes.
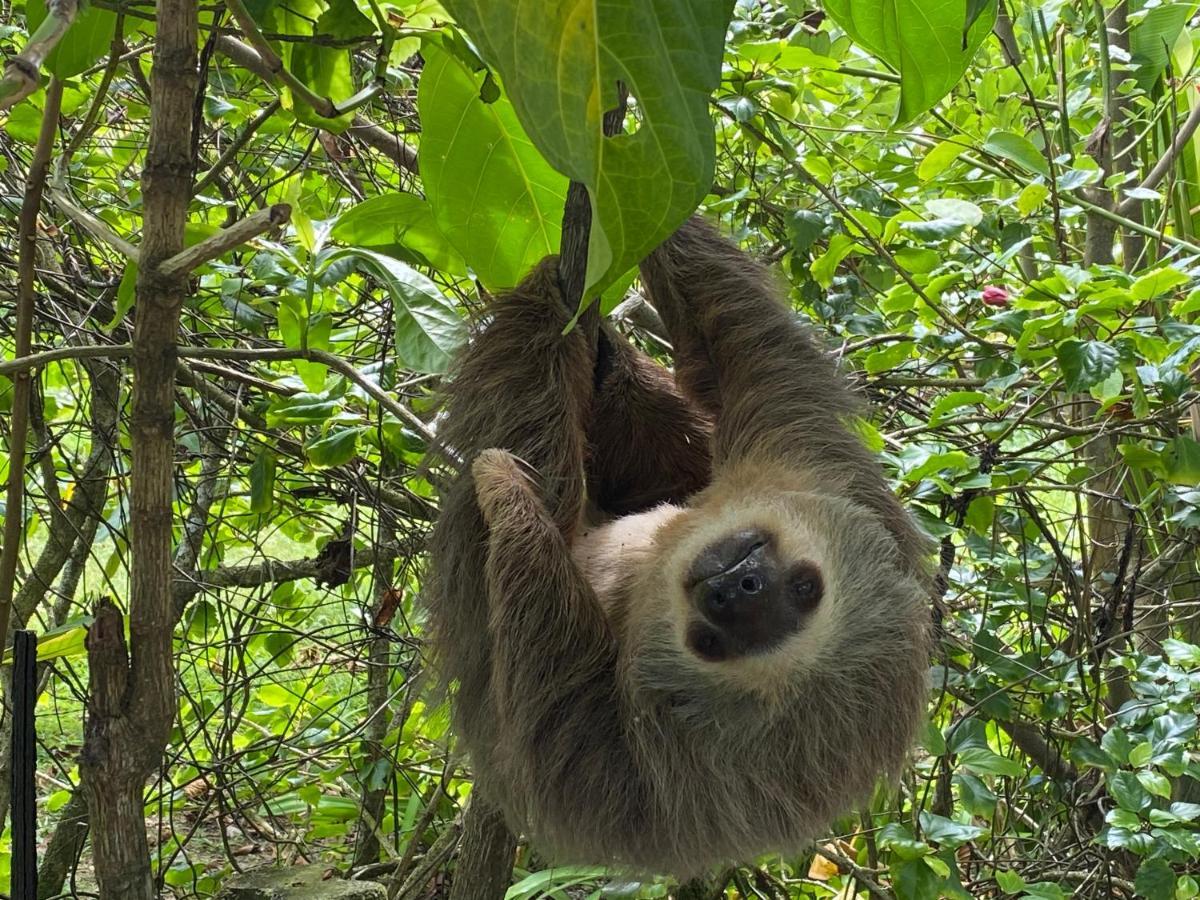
[585,323,712,514]
[640,217,929,568]
[639,217,864,470]
[472,449,628,772]
[436,258,595,538]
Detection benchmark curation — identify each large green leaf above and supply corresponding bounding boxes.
[25,0,121,78]
[324,247,467,374]
[984,131,1051,177]
[1056,339,1119,392]
[1130,2,1198,89]
[440,0,734,298]
[305,426,365,468]
[331,193,467,275]
[418,44,568,291]
[823,0,996,122]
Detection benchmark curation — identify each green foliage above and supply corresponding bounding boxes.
[330,193,466,274]
[4,0,1200,896]
[323,247,466,374]
[23,0,121,77]
[823,0,996,120]
[418,43,568,290]
[443,0,735,298]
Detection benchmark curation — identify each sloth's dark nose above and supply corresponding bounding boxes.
[688,529,770,586]
[693,535,777,622]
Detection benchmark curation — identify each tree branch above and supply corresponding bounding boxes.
[172,541,403,614]
[0,0,78,110]
[349,117,420,174]
[1116,99,1200,217]
[47,188,140,262]
[0,78,63,653]
[156,203,291,278]
[221,1,381,120]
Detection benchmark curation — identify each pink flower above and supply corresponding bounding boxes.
[981,285,1010,307]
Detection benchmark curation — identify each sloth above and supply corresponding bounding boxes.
[424,217,931,877]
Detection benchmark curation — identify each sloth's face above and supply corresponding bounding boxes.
[682,527,824,663]
[632,493,841,685]
[629,473,911,698]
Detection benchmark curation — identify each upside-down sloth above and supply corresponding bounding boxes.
[425,217,931,876]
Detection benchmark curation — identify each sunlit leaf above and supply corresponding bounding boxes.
[1130,2,1198,88]
[823,0,995,121]
[1130,266,1189,301]
[918,139,968,180]
[249,449,276,513]
[331,193,467,275]
[441,0,735,297]
[418,44,567,291]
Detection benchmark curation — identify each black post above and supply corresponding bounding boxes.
[11,629,38,899]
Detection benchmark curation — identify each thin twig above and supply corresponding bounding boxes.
[0,78,63,653]
[811,845,894,900]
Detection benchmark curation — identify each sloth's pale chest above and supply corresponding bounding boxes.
[571,504,684,618]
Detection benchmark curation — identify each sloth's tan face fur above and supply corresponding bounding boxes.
[652,500,833,669]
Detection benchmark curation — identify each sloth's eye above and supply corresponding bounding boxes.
[791,566,823,610]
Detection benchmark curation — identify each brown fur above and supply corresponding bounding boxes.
[424,217,931,877]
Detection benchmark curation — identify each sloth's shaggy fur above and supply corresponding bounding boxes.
[424,217,931,877]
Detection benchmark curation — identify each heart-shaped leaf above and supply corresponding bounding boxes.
[440,0,734,297]
[418,44,567,291]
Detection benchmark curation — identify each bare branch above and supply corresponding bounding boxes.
[0,79,63,653]
[0,0,78,110]
[156,203,291,278]
[1117,100,1200,217]
[47,188,140,262]
[349,116,420,174]
[177,346,439,447]
[172,541,405,614]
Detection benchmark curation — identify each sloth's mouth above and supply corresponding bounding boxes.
[686,529,769,587]
[687,623,728,662]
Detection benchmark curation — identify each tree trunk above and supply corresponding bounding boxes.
[448,796,516,900]
[78,0,197,895]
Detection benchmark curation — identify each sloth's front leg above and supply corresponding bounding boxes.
[640,217,864,470]
[585,325,712,515]
[640,216,930,570]
[471,449,627,780]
